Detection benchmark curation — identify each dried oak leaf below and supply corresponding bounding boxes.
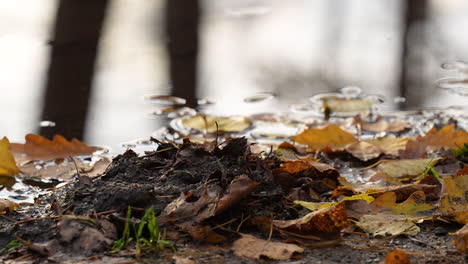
[371,191,434,216]
[356,213,420,237]
[402,124,468,158]
[439,174,468,224]
[273,202,350,234]
[453,224,468,253]
[0,137,20,176]
[232,234,304,260]
[10,134,98,161]
[293,125,357,151]
[418,124,468,149]
[0,199,20,214]
[377,158,439,180]
[384,249,411,264]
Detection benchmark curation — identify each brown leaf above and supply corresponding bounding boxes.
[232,234,303,260]
[384,249,411,264]
[365,184,438,202]
[11,134,98,161]
[345,141,381,161]
[293,125,357,151]
[453,224,468,253]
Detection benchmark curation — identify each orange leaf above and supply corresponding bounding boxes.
[10,134,98,161]
[293,125,357,151]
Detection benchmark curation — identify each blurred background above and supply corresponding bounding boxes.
[1,0,467,151]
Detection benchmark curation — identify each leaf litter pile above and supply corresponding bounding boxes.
[1,106,468,263]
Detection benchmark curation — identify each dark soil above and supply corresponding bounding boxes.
[0,138,466,263]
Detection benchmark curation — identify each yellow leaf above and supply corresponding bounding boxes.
[372,191,434,216]
[453,224,468,253]
[181,115,251,133]
[0,137,20,176]
[296,193,375,211]
[293,125,357,151]
[377,158,439,179]
[439,174,468,224]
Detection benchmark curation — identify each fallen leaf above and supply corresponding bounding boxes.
[11,134,98,161]
[0,199,19,214]
[377,158,439,179]
[356,213,420,236]
[345,141,382,161]
[232,233,303,260]
[172,256,196,264]
[293,125,357,151]
[326,98,374,113]
[365,137,410,156]
[371,191,434,216]
[273,203,350,234]
[0,137,20,176]
[365,184,438,202]
[452,224,468,253]
[384,249,411,264]
[417,124,468,150]
[181,114,251,133]
[296,193,375,212]
[439,174,468,224]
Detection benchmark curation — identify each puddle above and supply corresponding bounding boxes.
[2,62,468,202]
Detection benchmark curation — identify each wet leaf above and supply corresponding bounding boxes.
[377,158,439,179]
[273,203,350,234]
[181,114,251,133]
[0,199,19,214]
[232,233,303,260]
[293,125,357,151]
[439,174,468,224]
[356,213,420,236]
[0,137,20,176]
[371,191,434,216]
[10,134,98,161]
[384,249,411,264]
[453,224,468,253]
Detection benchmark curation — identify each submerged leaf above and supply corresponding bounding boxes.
[293,125,357,151]
[181,115,251,133]
[0,137,20,176]
[232,234,303,260]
